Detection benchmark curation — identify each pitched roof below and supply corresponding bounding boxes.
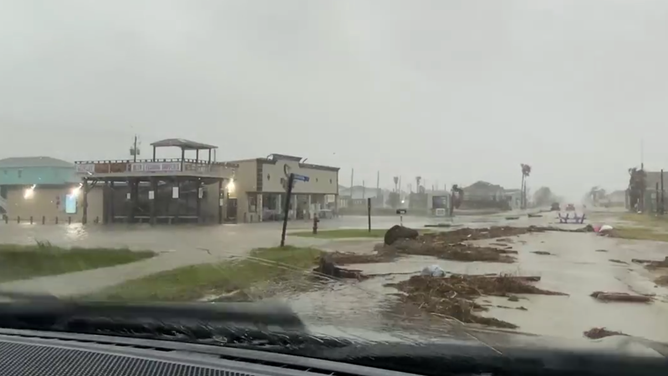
[150,138,217,150]
[0,156,73,168]
[464,181,504,190]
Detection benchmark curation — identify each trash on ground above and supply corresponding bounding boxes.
[391,240,517,263]
[421,264,446,277]
[583,327,628,339]
[384,225,419,245]
[424,223,452,228]
[331,225,593,266]
[495,238,514,243]
[314,254,369,280]
[654,275,668,286]
[527,213,543,218]
[643,256,668,269]
[590,291,652,303]
[388,274,566,329]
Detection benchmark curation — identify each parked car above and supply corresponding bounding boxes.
[566,204,575,211]
[550,202,561,211]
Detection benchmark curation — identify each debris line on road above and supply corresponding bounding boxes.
[387,274,567,329]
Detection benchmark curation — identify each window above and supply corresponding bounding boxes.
[248,193,257,213]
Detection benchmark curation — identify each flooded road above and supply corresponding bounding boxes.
[4,208,664,345]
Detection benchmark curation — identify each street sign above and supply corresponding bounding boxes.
[396,209,407,214]
[293,174,310,182]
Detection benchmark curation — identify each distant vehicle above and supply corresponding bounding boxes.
[566,204,575,211]
[550,202,560,211]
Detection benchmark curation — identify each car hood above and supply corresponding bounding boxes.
[307,323,668,358]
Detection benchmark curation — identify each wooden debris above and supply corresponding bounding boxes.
[590,291,652,303]
[314,254,368,280]
[584,327,627,339]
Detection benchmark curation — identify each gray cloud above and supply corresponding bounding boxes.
[2,0,667,200]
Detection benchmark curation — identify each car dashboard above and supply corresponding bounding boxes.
[0,329,414,376]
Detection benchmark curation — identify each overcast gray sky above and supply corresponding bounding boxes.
[1,0,667,200]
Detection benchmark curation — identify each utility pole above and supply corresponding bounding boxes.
[376,171,380,206]
[130,135,140,162]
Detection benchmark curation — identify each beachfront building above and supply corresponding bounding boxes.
[73,138,236,224]
[226,154,339,222]
[0,156,81,221]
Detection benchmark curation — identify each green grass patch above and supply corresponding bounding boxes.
[89,246,323,302]
[0,242,155,283]
[619,212,668,227]
[291,228,433,239]
[612,226,668,242]
[290,229,389,238]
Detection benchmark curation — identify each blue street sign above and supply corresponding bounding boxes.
[293,174,310,182]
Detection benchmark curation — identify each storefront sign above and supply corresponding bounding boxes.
[75,164,95,174]
[131,162,181,173]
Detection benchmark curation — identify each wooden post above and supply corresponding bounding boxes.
[196,180,202,223]
[280,174,295,247]
[174,179,180,224]
[367,197,372,232]
[128,179,137,223]
[218,179,223,224]
[103,180,109,224]
[661,169,665,215]
[82,179,89,224]
[150,177,157,226]
[109,181,115,223]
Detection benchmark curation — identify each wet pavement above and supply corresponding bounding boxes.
[279,210,668,343]
[4,208,668,344]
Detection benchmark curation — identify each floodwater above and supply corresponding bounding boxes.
[285,228,668,344]
[4,208,667,345]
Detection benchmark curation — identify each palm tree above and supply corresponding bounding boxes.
[628,167,647,211]
[520,164,532,209]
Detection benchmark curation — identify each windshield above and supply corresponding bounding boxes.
[1,0,668,355]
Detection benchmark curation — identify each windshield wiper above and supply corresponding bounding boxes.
[0,300,352,352]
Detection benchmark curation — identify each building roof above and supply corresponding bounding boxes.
[150,138,218,150]
[464,181,504,191]
[0,156,73,168]
[644,171,668,190]
[339,185,387,199]
[267,154,302,162]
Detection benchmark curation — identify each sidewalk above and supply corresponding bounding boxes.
[0,236,334,297]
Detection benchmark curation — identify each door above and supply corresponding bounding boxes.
[226,198,237,221]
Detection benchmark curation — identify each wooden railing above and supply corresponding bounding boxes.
[74,160,238,175]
